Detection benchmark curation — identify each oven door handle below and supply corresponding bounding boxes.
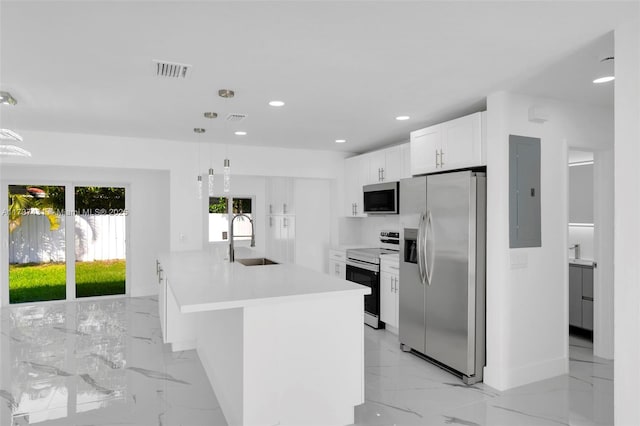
[346,258,380,273]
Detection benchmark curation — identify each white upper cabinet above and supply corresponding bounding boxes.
[266,177,294,215]
[400,143,411,179]
[344,144,409,217]
[344,155,368,217]
[367,145,402,184]
[410,111,485,176]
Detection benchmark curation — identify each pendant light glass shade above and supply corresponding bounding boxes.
[197,175,203,199]
[223,159,231,193]
[208,168,215,196]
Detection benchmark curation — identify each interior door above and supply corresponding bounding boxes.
[425,171,476,375]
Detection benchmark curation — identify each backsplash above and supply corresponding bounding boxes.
[339,215,400,247]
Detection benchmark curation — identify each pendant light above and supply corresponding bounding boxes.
[197,175,203,199]
[208,167,215,196]
[223,158,231,193]
[194,129,205,200]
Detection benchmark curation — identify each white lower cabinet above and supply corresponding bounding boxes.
[380,257,399,332]
[328,249,346,279]
[156,258,197,351]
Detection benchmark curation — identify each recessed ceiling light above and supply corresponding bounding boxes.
[593,76,615,84]
[234,131,247,136]
[269,100,285,107]
[0,91,17,106]
[593,57,614,84]
[396,116,410,121]
[193,128,206,133]
[203,112,218,119]
[218,89,235,98]
[335,139,346,144]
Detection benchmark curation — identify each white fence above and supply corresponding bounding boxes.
[9,214,126,264]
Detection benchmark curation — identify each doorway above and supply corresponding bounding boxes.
[567,148,614,359]
[7,184,127,304]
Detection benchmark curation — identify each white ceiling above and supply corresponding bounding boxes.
[0,1,627,154]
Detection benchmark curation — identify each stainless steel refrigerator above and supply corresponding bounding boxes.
[399,170,486,384]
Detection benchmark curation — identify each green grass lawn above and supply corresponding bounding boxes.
[9,259,126,304]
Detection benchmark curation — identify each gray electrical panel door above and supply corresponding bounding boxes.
[509,135,541,248]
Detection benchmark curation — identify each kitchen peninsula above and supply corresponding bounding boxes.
[157,250,370,426]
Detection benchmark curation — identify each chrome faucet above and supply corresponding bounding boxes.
[569,243,581,259]
[229,213,255,262]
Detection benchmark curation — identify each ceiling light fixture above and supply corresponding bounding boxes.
[223,158,231,193]
[218,89,235,99]
[593,57,615,84]
[203,112,218,119]
[269,100,285,107]
[194,128,206,134]
[335,139,346,144]
[234,131,247,136]
[0,91,17,106]
[0,145,31,157]
[0,129,23,142]
[395,116,410,121]
[593,76,615,84]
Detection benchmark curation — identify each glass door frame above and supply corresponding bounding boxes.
[0,180,131,306]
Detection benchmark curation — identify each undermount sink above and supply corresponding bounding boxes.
[236,257,279,266]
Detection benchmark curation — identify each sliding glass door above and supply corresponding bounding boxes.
[74,187,126,298]
[8,185,66,303]
[6,184,127,304]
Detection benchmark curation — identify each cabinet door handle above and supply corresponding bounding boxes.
[435,150,440,167]
[354,203,358,215]
[283,217,288,228]
[283,203,287,214]
[335,263,339,274]
[269,204,273,214]
[269,217,273,227]
[440,149,444,166]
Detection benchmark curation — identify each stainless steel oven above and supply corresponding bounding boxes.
[345,257,382,329]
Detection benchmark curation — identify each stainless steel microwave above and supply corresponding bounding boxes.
[363,181,399,214]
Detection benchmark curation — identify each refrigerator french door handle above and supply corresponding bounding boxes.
[417,212,427,285]
[425,210,435,286]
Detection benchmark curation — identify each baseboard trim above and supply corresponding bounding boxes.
[484,356,568,391]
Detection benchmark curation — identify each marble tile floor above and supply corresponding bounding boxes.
[0,297,612,426]
[354,332,612,426]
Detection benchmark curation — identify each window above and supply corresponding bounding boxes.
[208,196,253,243]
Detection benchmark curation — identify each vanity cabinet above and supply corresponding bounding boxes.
[569,263,594,332]
[410,111,485,176]
[380,256,400,332]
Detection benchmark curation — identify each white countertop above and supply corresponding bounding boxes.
[159,249,371,313]
[569,258,596,267]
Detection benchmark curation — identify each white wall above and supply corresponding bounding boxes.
[0,132,348,300]
[613,15,640,426]
[484,91,613,391]
[0,165,169,303]
[0,130,349,252]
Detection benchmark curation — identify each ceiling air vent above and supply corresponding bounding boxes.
[153,60,191,79]
[226,113,247,122]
